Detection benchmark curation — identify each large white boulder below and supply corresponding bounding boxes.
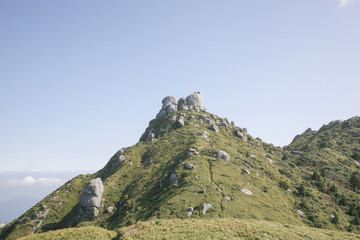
[80,178,104,208]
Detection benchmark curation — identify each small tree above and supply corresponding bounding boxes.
[329,184,337,193]
[353,212,360,225]
[339,195,347,206]
[352,152,360,161]
[279,181,290,190]
[297,184,306,197]
[350,172,360,191]
[348,204,357,216]
[312,172,321,181]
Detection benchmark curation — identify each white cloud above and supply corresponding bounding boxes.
[338,0,360,7]
[1,176,63,187]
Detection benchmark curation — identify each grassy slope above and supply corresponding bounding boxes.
[18,226,116,240]
[119,219,360,240]
[21,219,359,240]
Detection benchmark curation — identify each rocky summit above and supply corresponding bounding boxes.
[1,93,360,240]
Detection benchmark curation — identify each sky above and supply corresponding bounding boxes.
[1,0,360,173]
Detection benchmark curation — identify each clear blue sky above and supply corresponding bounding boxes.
[1,0,359,171]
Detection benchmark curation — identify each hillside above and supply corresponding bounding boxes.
[1,93,359,239]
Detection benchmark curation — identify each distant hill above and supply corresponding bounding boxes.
[1,93,359,240]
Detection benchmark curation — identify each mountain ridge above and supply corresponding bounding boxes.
[1,92,360,240]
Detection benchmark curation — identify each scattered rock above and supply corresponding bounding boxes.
[220,121,228,128]
[185,163,195,170]
[200,115,207,120]
[236,130,247,141]
[118,155,125,164]
[178,117,185,128]
[241,188,252,195]
[267,158,274,164]
[114,149,124,157]
[202,203,212,215]
[169,173,179,186]
[32,219,43,233]
[231,121,235,125]
[244,163,251,169]
[187,148,199,157]
[291,151,303,156]
[106,206,114,213]
[216,188,222,192]
[242,169,250,174]
[305,128,312,132]
[200,189,207,194]
[129,161,133,166]
[50,196,57,202]
[79,178,104,221]
[169,116,177,123]
[355,160,360,167]
[217,150,230,162]
[187,211,193,216]
[250,155,256,158]
[297,209,306,218]
[223,197,231,201]
[187,207,194,212]
[0,223,5,228]
[206,119,215,125]
[195,176,199,180]
[355,130,360,137]
[209,124,219,132]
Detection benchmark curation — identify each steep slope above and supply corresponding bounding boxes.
[1,93,359,239]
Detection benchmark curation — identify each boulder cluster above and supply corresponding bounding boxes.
[156,92,204,120]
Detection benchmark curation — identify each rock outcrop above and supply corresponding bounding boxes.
[186,92,204,110]
[155,92,205,119]
[79,178,104,221]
